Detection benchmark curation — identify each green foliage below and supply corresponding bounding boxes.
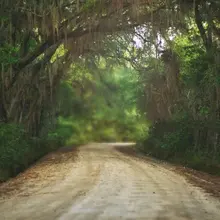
[55,63,146,145]
[82,0,97,11]
[57,82,84,117]
[0,124,29,172]
[1,0,220,181]
[136,17,220,174]
[140,118,220,174]
[0,122,65,182]
[0,44,19,67]
[0,124,36,181]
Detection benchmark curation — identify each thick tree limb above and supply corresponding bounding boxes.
[194,1,210,51]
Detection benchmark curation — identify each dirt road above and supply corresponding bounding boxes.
[0,143,220,220]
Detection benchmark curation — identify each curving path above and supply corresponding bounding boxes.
[0,143,220,220]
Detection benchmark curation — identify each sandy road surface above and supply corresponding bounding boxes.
[0,143,220,220]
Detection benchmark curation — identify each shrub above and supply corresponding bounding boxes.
[0,122,66,182]
[139,118,220,175]
[0,123,31,181]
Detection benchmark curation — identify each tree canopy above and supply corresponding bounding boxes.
[1,0,220,180]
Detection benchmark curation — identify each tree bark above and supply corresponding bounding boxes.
[194,1,211,51]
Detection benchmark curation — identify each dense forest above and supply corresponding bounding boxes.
[0,0,220,181]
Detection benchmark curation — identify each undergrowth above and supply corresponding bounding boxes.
[0,123,62,182]
[139,119,220,175]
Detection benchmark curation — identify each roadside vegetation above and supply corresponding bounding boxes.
[1,0,220,181]
[0,61,144,181]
